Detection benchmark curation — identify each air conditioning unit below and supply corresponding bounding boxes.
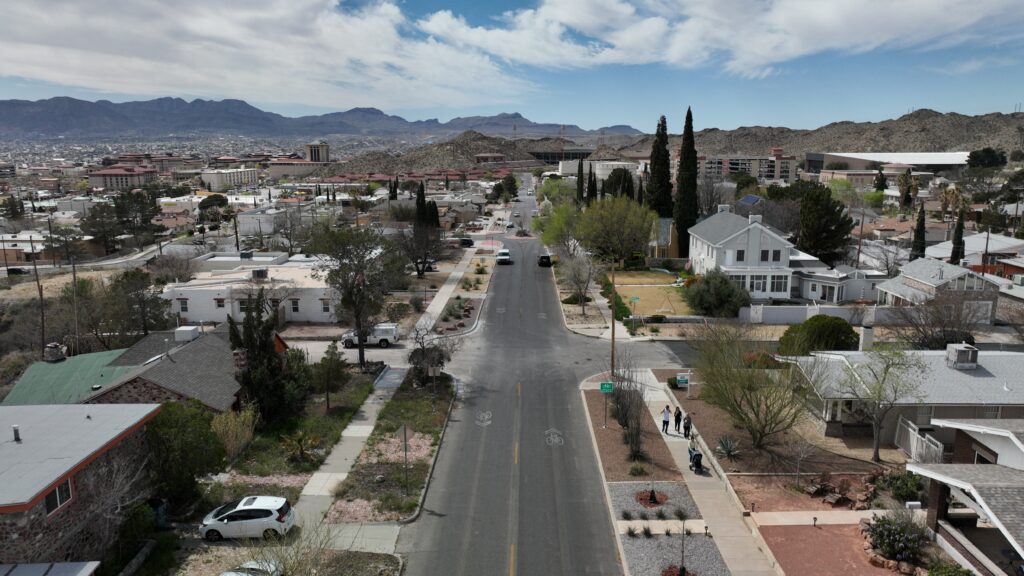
[946,343,978,370]
[251,268,268,281]
[1014,274,1024,287]
[240,251,253,260]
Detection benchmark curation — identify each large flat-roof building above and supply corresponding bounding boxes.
[697,147,798,184]
[200,167,259,192]
[86,165,158,190]
[805,152,969,173]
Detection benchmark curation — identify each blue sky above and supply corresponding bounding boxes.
[0,0,1022,132]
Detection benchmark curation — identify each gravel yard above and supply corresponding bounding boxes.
[620,532,730,576]
[608,481,701,520]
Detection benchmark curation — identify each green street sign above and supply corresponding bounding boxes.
[600,382,615,393]
[629,296,640,302]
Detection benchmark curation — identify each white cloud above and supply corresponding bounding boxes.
[924,56,1017,76]
[0,0,1020,111]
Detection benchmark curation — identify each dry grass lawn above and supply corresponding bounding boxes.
[0,270,115,301]
[613,271,677,285]
[614,285,691,316]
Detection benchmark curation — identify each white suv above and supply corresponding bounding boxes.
[496,249,512,265]
[200,496,295,541]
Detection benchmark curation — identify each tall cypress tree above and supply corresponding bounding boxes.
[415,182,428,225]
[576,160,585,207]
[647,116,672,216]
[949,208,966,264]
[636,179,644,205]
[873,169,887,192]
[586,165,597,205]
[428,201,441,228]
[910,203,926,261]
[674,107,700,258]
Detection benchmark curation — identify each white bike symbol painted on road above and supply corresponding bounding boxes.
[545,428,564,446]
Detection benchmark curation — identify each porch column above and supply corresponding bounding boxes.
[926,481,950,531]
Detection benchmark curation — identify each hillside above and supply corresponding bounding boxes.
[620,109,1024,157]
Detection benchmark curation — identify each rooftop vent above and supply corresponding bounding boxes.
[717,204,731,213]
[12,425,21,443]
[174,326,200,342]
[748,215,763,224]
[251,268,268,281]
[239,251,254,260]
[946,343,979,370]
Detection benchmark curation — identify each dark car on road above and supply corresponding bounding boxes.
[537,254,552,267]
[459,238,475,247]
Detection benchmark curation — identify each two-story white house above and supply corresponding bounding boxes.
[688,206,798,300]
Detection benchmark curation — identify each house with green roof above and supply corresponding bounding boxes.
[1,349,136,406]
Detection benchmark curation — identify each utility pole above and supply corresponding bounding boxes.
[46,214,56,268]
[29,236,45,359]
[71,256,80,356]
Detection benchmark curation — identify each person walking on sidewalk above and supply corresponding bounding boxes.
[683,413,692,439]
[674,406,683,434]
[661,405,671,433]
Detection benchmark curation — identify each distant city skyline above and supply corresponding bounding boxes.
[0,0,1022,132]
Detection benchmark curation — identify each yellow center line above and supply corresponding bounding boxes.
[514,441,519,465]
[509,543,516,576]
[517,382,521,397]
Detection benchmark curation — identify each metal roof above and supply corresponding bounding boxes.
[827,152,969,165]
[0,562,100,576]
[931,418,1024,448]
[0,404,160,508]
[926,232,1024,259]
[1,350,135,406]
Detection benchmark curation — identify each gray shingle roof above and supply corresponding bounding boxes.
[875,277,930,303]
[0,404,160,508]
[801,350,1024,405]
[133,333,240,411]
[688,211,754,246]
[898,258,972,287]
[909,463,1024,557]
[107,331,179,366]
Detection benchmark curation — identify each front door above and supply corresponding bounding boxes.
[821,285,836,302]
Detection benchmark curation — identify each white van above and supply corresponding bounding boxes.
[342,323,400,348]
[496,249,512,265]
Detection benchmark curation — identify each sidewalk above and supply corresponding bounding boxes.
[647,373,779,576]
[414,248,481,333]
[292,367,407,552]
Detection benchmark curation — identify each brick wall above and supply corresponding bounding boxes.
[0,427,151,563]
[951,430,997,464]
[86,377,185,405]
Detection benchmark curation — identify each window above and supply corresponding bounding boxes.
[177,298,189,313]
[810,283,817,292]
[770,275,788,293]
[270,299,280,309]
[321,300,331,313]
[751,275,767,292]
[731,275,746,289]
[736,249,745,262]
[214,298,225,309]
[45,478,72,514]
[238,299,251,313]
[772,249,781,262]
[760,249,769,262]
[291,299,300,313]
[980,405,1001,419]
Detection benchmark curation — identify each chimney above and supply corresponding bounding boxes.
[749,215,763,225]
[42,343,66,363]
[12,425,21,443]
[717,204,731,214]
[859,325,874,351]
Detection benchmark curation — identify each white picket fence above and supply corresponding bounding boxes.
[894,415,944,463]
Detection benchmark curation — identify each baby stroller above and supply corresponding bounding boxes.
[688,448,704,473]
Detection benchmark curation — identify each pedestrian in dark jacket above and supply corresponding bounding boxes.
[674,407,683,434]
[683,413,692,439]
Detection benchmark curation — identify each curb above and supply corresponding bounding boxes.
[578,380,632,576]
[549,263,609,339]
[391,552,404,576]
[398,376,458,525]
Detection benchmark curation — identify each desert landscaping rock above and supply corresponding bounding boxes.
[609,481,701,520]
[620,532,730,576]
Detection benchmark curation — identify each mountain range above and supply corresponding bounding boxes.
[0,97,642,139]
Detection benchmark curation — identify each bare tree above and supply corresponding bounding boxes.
[71,451,151,562]
[694,324,809,449]
[697,174,731,216]
[242,522,344,575]
[792,437,818,487]
[147,252,199,284]
[607,345,647,461]
[276,208,310,256]
[407,319,463,390]
[838,345,927,462]
[860,240,905,276]
[563,252,601,316]
[889,290,991,349]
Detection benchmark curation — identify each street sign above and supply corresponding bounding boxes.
[629,296,640,302]
[600,381,614,393]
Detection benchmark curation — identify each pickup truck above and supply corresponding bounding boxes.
[342,323,400,348]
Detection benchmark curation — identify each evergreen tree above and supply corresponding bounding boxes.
[388,178,398,201]
[898,169,914,208]
[636,179,644,205]
[415,182,428,225]
[674,107,700,258]
[949,208,966,264]
[796,183,855,266]
[647,116,673,216]
[427,201,441,228]
[576,160,584,207]
[605,167,635,200]
[444,173,450,190]
[910,203,926,261]
[873,169,887,192]
[586,165,597,205]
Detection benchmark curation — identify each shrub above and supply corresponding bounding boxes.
[280,431,322,463]
[667,376,677,387]
[210,404,258,462]
[642,525,653,538]
[879,471,924,503]
[475,266,488,275]
[629,463,648,476]
[638,511,649,520]
[648,314,666,323]
[561,293,592,305]
[626,526,638,538]
[650,326,660,334]
[461,278,473,290]
[673,508,687,520]
[622,510,633,521]
[655,508,667,520]
[664,527,673,536]
[409,295,424,313]
[778,315,859,355]
[684,269,751,318]
[742,351,785,369]
[716,436,742,460]
[929,563,974,576]
[866,509,928,564]
[147,400,226,505]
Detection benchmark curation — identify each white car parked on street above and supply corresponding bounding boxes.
[496,249,512,265]
[200,496,294,542]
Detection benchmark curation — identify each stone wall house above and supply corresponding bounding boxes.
[0,404,160,563]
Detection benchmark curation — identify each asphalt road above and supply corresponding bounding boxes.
[397,193,680,575]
